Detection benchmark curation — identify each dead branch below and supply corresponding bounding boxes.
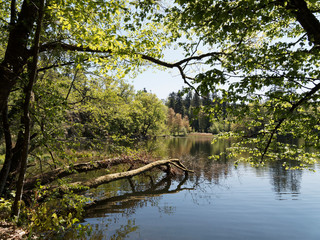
[23,157,150,190]
[70,159,193,190]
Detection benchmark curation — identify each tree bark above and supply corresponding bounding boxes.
[69,159,193,190]
[0,104,13,196]
[85,174,193,216]
[289,0,320,46]
[12,0,45,217]
[23,157,152,190]
[0,0,41,196]
[26,159,192,204]
[0,0,39,113]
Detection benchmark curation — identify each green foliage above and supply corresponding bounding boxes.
[0,197,12,219]
[166,0,320,167]
[0,187,90,238]
[25,185,91,238]
[129,91,167,138]
[19,68,169,166]
[0,0,175,232]
[0,0,174,165]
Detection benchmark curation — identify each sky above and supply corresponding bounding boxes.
[127,44,208,100]
[129,66,185,100]
[127,48,189,100]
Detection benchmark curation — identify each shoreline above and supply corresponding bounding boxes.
[187,132,213,136]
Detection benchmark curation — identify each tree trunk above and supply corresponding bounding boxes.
[0,104,13,196]
[0,0,39,112]
[70,159,192,190]
[0,0,40,197]
[23,157,153,190]
[85,174,193,215]
[289,0,320,46]
[11,0,45,217]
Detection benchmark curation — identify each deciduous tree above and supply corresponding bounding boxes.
[165,0,320,166]
[0,0,172,215]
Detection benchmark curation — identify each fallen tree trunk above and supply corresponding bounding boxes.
[70,159,193,190]
[23,158,193,205]
[24,157,151,190]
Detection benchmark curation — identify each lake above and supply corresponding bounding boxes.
[66,135,320,239]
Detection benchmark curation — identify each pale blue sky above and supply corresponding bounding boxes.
[128,47,203,100]
[129,66,185,100]
[128,47,188,100]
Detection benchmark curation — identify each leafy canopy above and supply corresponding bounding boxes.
[166,0,320,168]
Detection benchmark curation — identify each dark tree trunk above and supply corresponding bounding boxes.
[0,0,40,196]
[11,0,44,217]
[0,104,13,196]
[0,0,39,112]
[289,0,320,46]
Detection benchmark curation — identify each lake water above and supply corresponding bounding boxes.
[69,136,320,239]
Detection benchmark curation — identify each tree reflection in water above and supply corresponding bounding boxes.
[63,136,316,239]
[72,174,190,240]
[269,161,303,200]
[86,219,138,240]
[85,174,192,218]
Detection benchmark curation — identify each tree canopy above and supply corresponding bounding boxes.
[0,0,174,218]
[162,0,320,167]
[1,0,320,231]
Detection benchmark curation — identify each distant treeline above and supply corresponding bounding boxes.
[165,90,229,134]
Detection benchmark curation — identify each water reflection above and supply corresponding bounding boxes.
[63,174,192,240]
[269,161,302,200]
[64,136,320,240]
[85,174,192,218]
[147,136,234,186]
[89,219,138,240]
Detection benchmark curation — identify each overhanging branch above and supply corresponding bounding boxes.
[261,81,320,160]
[38,41,225,95]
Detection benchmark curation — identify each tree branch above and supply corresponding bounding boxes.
[37,59,88,72]
[38,41,225,97]
[70,159,193,189]
[23,157,149,190]
[85,174,193,213]
[261,81,320,160]
[289,0,320,46]
[65,68,78,100]
[39,42,112,54]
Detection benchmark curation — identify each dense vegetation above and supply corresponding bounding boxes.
[166,90,229,133]
[1,0,320,237]
[166,0,320,167]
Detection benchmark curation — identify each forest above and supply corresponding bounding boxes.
[166,90,230,133]
[1,0,320,238]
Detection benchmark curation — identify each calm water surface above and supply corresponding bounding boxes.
[71,136,320,239]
